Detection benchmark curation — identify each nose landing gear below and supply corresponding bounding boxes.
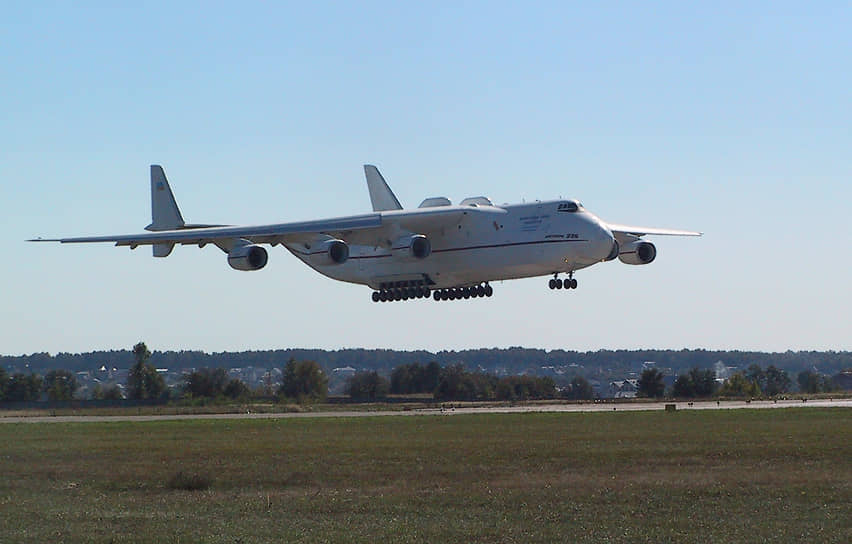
[549,273,577,291]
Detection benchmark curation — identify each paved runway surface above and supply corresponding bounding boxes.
[1,398,849,424]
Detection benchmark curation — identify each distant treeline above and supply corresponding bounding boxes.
[2,355,846,404]
[3,348,851,376]
[346,363,572,402]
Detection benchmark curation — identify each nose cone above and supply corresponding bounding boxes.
[587,217,617,262]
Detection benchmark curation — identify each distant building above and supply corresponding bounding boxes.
[833,370,852,391]
[713,361,737,381]
[609,379,639,398]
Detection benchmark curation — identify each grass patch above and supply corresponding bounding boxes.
[165,470,212,491]
[0,409,849,543]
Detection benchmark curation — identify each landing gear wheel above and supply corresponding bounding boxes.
[371,291,380,302]
[569,278,578,289]
[556,278,563,289]
[548,279,556,289]
[484,284,493,297]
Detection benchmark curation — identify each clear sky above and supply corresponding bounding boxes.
[2,1,850,356]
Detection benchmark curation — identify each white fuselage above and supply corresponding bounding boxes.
[287,200,615,290]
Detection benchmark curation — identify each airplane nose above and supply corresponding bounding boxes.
[592,221,618,262]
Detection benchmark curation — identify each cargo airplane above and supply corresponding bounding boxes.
[31,165,701,302]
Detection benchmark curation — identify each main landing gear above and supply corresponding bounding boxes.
[432,283,493,302]
[370,282,494,302]
[548,273,577,291]
[371,285,431,302]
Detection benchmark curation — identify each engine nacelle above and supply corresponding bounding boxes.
[618,241,656,265]
[395,234,431,260]
[604,240,620,261]
[317,239,349,265]
[227,244,268,271]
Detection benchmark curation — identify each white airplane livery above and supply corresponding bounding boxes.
[31,165,701,302]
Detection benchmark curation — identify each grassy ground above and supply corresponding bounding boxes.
[0,409,849,543]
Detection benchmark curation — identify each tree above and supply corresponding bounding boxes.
[672,368,717,398]
[671,374,695,398]
[690,367,717,397]
[346,371,389,401]
[183,367,228,398]
[42,369,78,401]
[91,383,123,400]
[390,361,442,395]
[719,372,760,397]
[764,365,791,396]
[563,375,594,400]
[0,367,8,401]
[223,378,250,400]
[797,370,818,393]
[126,342,167,400]
[745,364,766,392]
[279,359,327,401]
[6,373,42,401]
[638,368,665,398]
[433,364,498,401]
[797,370,833,394]
[495,375,557,401]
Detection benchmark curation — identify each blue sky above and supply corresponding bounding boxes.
[2,2,850,355]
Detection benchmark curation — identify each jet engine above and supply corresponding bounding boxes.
[317,239,349,265]
[227,244,268,271]
[618,240,656,265]
[604,240,620,261]
[395,234,432,260]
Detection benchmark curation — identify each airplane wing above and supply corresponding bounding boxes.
[30,214,384,249]
[29,205,508,251]
[607,223,702,241]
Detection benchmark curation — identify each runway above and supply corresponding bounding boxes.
[1,397,849,424]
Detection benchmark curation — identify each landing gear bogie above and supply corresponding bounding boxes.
[549,273,577,291]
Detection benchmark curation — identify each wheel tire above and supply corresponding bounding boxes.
[485,285,493,297]
[570,279,578,289]
[556,279,563,289]
[548,279,556,289]
[372,291,380,302]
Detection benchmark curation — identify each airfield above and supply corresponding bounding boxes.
[1,396,850,424]
[1,402,849,543]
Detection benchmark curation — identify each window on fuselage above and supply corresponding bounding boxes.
[558,201,580,213]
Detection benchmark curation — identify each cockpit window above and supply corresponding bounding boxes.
[557,200,580,213]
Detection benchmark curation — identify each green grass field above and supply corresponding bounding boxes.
[1,409,849,543]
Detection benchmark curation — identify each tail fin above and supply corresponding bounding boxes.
[146,165,185,232]
[364,165,403,211]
